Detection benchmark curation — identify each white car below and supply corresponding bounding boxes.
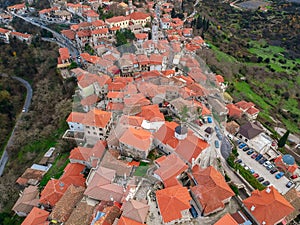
[22,108,26,113]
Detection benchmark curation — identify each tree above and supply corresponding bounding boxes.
[278,130,290,148]
[171,8,176,18]
[116,30,127,46]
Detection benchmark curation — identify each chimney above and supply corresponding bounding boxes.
[250,205,255,211]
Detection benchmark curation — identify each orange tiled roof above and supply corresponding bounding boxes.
[175,133,209,163]
[66,112,85,123]
[243,186,294,225]
[106,16,128,23]
[91,28,108,35]
[59,163,86,187]
[154,122,179,149]
[246,107,260,115]
[117,216,143,225]
[191,166,235,215]
[156,185,191,223]
[107,91,124,99]
[106,102,124,111]
[137,104,164,122]
[119,115,144,127]
[69,140,105,162]
[121,199,149,223]
[91,19,106,27]
[58,48,70,61]
[21,207,49,225]
[82,108,112,128]
[235,100,255,110]
[135,33,148,40]
[119,127,152,151]
[124,93,151,107]
[40,179,69,206]
[0,27,10,34]
[108,82,126,91]
[214,213,238,225]
[215,74,224,83]
[154,154,188,187]
[61,29,76,40]
[129,12,150,20]
[226,104,243,118]
[11,31,31,39]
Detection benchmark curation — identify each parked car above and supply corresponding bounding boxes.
[259,157,267,164]
[270,168,278,174]
[237,139,242,145]
[247,149,254,155]
[263,161,271,167]
[262,181,270,186]
[189,205,198,218]
[214,140,220,148]
[249,169,255,174]
[275,172,284,179]
[291,174,298,179]
[286,181,294,188]
[251,153,258,159]
[243,147,250,152]
[235,159,242,164]
[238,143,247,149]
[255,154,263,161]
[207,116,213,123]
[216,133,223,141]
[257,177,265,182]
[253,173,259,178]
[266,164,274,171]
[240,163,245,167]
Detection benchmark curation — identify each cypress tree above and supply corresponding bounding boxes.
[278,130,290,148]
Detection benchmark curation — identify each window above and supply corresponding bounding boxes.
[93,132,96,135]
[70,125,74,128]
[86,126,90,128]
[88,131,90,134]
[92,127,95,130]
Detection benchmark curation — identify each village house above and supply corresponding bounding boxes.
[154,121,210,167]
[7,3,26,14]
[119,126,153,160]
[156,185,192,224]
[20,207,49,225]
[190,165,235,216]
[66,111,85,132]
[84,166,124,204]
[235,100,260,121]
[12,186,39,217]
[243,186,294,225]
[81,108,113,144]
[121,199,149,224]
[0,27,11,43]
[69,140,106,168]
[10,31,32,44]
[153,153,188,188]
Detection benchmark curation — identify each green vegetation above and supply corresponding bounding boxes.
[0,212,23,225]
[227,154,265,191]
[236,164,265,191]
[134,163,149,177]
[39,153,69,188]
[278,130,290,148]
[84,44,95,55]
[116,29,135,46]
[229,183,239,195]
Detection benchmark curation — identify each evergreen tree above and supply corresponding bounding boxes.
[171,8,176,18]
[278,130,290,148]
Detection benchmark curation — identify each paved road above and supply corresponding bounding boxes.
[9,12,80,58]
[0,74,33,176]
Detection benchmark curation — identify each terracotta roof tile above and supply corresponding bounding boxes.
[81,94,99,106]
[119,115,144,127]
[243,186,294,225]
[59,163,86,187]
[21,207,49,225]
[106,16,128,23]
[40,179,68,207]
[154,154,188,187]
[49,185,85,222]
[191,166,235,215]
[226,104,243,118]
[81,109,112,128]
[12,186,39,215]
[65,201,95,225]
[214,213,238,225]
[94,205,121,225]
[66,112,85,123]
[129,12,150,20]
[117,216,144,225]
[137,104,164,122]
[121,199,149,223]
[156,185,191,223]
[119,127,152,151]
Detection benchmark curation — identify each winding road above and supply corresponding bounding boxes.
[0,74,33,176]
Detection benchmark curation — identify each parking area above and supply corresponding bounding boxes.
[237,147,291,194]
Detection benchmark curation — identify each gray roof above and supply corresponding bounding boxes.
[238,122,263,139]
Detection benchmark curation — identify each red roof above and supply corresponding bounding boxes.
[91,28,108,35]
[117,216,143,225]
[215,75,224,83]
[106,16,128,23]
[243,186,294,225]
[81,108,112,128]
[246,107,260,115]
[40,179,69,206]
[129,12,150,20]
[59,163,86,187]
[214,213,238,225]
[0,27,10,34]
[154,154,188,187]
[137,104,164,122]
[191,166,235,215]
[119,127,152,151]
[135,33,148,40]
[59,48,70,61]
[66,112,85,123]
[149,54,163,65]
[107,91,124,99]
[156,185,191,223]
[106,102,124,111]
[226,103,243,118]
[154,122,179,149]
[21,207,49,225]
[61,29,76,40]
[119,115,144,127]
[235,100,255,111]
